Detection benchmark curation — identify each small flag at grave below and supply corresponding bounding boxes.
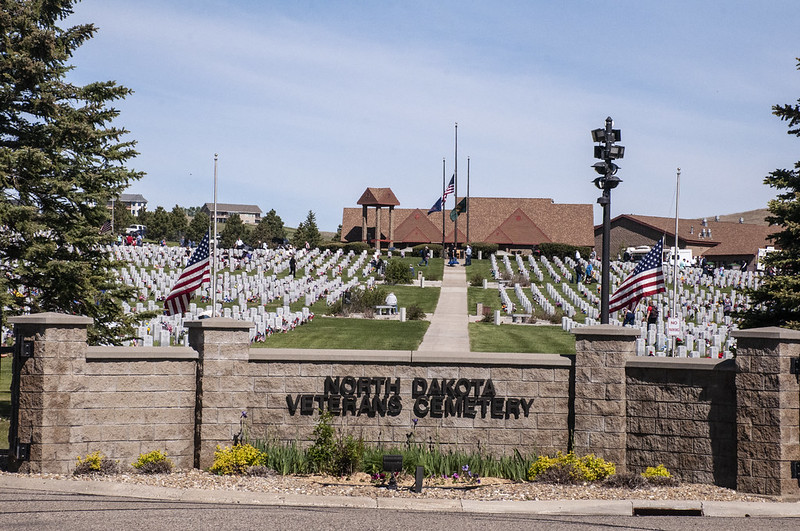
[609,238,666,314]
[164,232,211,316]
[99,220,112,234]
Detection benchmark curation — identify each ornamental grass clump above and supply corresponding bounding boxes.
[74,451,119,476]
[527,452,615,484]
[131,450,173,474]
[209,444,268,475]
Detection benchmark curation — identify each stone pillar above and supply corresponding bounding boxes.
[733,326,800,497]
[572,325,639,472]
[187,318,253,469]
[375,206,381,251]
[388,206,395,248]
[7,313,92,473]
[361,205,368,243]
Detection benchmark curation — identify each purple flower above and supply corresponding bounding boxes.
[412,418,418,426]
[452,473,459,480]
[462,464,469,472]
[241,411,247,419]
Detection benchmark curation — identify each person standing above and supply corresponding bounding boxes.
[465,244,472,266]
[289,254,297,279]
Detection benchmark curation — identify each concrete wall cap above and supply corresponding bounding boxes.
[250,348,412,363]
[627,357,735,371]
[184,317,254,330]
[412,351,574,367]
[572,325,641,338]
[732,326,800,340]
[8,312,93,326]
[86,346,198,360]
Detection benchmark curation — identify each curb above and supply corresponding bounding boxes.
[3,475,800,517]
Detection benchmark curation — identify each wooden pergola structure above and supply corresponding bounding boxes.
[357,187,400,250]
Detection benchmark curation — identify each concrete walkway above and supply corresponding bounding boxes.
[417,265,469,352]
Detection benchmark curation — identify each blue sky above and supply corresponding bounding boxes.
[67,0,799,230]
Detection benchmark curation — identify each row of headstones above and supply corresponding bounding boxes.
[560,282,599,319]
[526,255,545,282]
[545,283,577,317]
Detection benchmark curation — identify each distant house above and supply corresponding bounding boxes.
[341,188,594,250]
[595,214,777,271]
[200,203,262,225]
[108,193,147,217]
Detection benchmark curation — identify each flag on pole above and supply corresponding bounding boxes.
[99,220,112,234]
[442,175,455,202]
[608,238,666,314]
[449,197,467,222]
[427,197,443,215]
[164,231,211,316]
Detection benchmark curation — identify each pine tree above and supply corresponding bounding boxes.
[0,1,144,343]
[168,205,188,241]
[292,210,320,248]
[186,211,210,244]
[219,213,248,248]
[741,58,800,329]
[148,206,170,241]
[249,208,285,247]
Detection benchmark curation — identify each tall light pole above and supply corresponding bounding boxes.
[591,117,625,324]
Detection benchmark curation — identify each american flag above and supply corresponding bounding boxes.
[608,238,666,314]
[164,232,211,316]
[99,220,112,234]
[442,175,455,202]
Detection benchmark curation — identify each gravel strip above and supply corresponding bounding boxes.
[0,469,775,503]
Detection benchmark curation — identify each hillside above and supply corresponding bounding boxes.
[704,208,770,226]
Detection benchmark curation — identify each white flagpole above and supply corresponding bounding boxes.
[212,154,219,317]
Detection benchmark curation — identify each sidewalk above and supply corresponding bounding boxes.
[2,475,798,517]
[416,265,469,352]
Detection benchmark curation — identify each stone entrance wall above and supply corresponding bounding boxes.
[6,313,800,497]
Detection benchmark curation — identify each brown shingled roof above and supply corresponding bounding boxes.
[356,188,400,206]
[342,196,594,247]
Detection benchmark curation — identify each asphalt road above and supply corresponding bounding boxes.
[0,487,794,531]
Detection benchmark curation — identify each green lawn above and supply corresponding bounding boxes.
[469,322,576,354]
[464,258,494,284]
[382,285,440,313]
[467,286,502,316]
[251,317,429,350]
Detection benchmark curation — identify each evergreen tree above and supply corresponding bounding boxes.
[292,210,320,248]
[186,211,210,244]
[333,224,342,242]
[148,206,170,241]
[0,1,143,343]
[219,213,248,249]
[111,200,134,235]
[168,204,188,241]
[741,58,800,329]
[249,208,286,247]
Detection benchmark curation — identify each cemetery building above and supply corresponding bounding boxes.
[341,188,594,250]
[200,203,262,225]
[108,193,148,217]
[596,214,777,270]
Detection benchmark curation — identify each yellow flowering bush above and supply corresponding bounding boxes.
[132,450,173,474]
[527,452,616,483]
[74,451,119,475]
[209,444,268,475]
[642,464,671,479]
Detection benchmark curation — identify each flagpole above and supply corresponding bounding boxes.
[466,157,470,245]
[454,122,458,249]
[441,158,446,253]
[671,168,681,355]
[212,153,218,318]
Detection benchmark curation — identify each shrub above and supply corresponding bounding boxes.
[384,259,412,285]
[538,243,593,260]
[319,242,344,252]
[307,410,337,474]
[209,444,268,475]
[469,273,484,287]
[642,464,671,478]
[245,465,275,477]
[406,304,426,321]
[469,242,498,257]
[74,451,119,475]
[527,452,615,483]
[343,242,370,254]
[132,450,173,474]
[334,435,366,476]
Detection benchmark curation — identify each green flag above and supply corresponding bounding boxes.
[449,197,467,222]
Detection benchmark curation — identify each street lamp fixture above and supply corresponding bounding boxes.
[591,116,625,324]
